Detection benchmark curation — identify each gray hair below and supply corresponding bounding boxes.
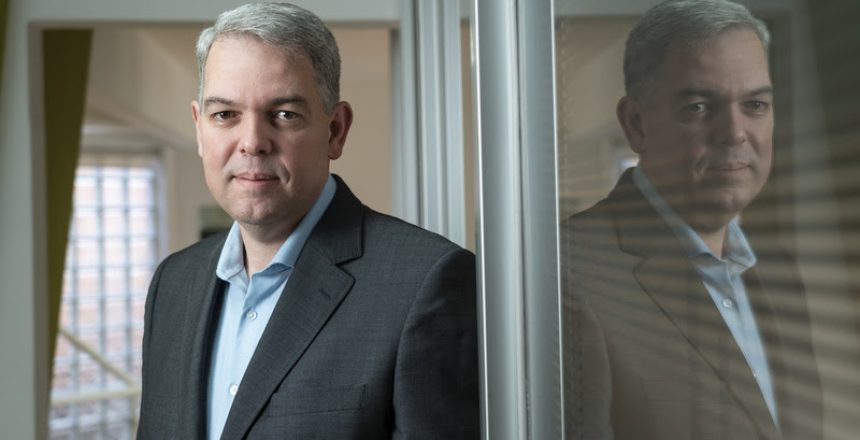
[624,0,771,102]
[196,2,341,112]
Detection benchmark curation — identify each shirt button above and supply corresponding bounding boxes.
[246,310,258,321]
[753,372,759,379]
[721,298,734,309]
[229,384,239,396]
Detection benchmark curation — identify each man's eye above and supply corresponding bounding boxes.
[212,111,235,121]
[275,111,298,120]
[684,103,708,113]
[745,100,770,112]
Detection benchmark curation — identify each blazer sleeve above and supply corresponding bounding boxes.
[563,287,614,440]
[137,257,167,439]
[392,247,480,439]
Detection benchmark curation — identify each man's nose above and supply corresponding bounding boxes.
[715,106,747,147]
[238,116,273,156]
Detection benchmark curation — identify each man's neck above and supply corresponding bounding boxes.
[238,221,298,275]
[694,225,728,258]
[681,208,734,259]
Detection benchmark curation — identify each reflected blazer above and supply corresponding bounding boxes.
[137,176,479,439]
[561,168,822,440]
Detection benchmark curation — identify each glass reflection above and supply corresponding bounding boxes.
[558,0,860,439]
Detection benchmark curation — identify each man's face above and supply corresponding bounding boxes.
[192,35,350,234]
[620,28,773,233]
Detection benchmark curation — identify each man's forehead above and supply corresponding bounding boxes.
[665,29,768,65]
[657,34,771,92]
[207,34,310,65]
[201,35,319,107]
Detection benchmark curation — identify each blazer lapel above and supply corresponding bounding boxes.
[610,170,780,439]
[745,250,823,438]
[633,254,780,439]
[219,177,364,440]
[177,235,228,439]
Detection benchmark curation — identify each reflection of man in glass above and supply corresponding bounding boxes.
[563,1,821,439]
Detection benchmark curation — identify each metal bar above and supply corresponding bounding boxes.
[125,169,138,437]
[473,0,528,438]
[417,0,446,234]
[518,0,563,438]
[391,2,421,225]
[413,0,467,246]
[57,327,137,385]
[442,0,467,247]
[98,169,110,434]
[51,387,141,406]
[473,0,563,438]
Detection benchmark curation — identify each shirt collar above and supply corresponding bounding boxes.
[215,174,337,280]
[631,167,756,269]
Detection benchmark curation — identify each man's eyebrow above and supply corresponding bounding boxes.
[202,96,235,109]
[746,86,774,97]
[676,88,718,99]
[269,95,310,110]
[201,95,311,110]
[675,86,774,99]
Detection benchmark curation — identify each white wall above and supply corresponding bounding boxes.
[88,26,200,148]
[331,27,393,215]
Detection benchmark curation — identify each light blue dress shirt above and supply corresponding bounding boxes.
[632,167,778,426]
[206,175,336,440]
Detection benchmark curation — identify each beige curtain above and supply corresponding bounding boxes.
[43,29,92,378]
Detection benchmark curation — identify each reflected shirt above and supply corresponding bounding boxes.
[206,175,336,440]
[632,167,778,426]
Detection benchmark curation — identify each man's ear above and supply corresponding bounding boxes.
[191,100,204,157]
[327,101,353,160]
[617,96,646,154]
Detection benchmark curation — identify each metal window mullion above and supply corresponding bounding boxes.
[417,0,446,235]
[518,0,562,438]
[124,173,135,438]
[414,0,467,247]
[475,0,562,438]
[392,2,421,226]
[474,0,528,438]
[69,205,81,439]
[119,165,130,436]
[442,0,467,247]
[98,166,109,436]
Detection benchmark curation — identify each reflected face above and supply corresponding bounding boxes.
[192,35,349,233]
[624,29,773,232]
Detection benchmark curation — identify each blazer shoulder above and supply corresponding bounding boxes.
[156,230,227,274]
[362,208,470,258]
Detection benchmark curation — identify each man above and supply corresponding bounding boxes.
[562,1,821,439]
[136,3,478,439]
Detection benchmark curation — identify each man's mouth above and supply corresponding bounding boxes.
[708,162,749,172]
[234,171,278,181]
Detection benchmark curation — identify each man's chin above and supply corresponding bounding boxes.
[688,192,753,227]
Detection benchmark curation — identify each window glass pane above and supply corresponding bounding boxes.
[556,1,860,438]
[103,209,127,236]
[51,154,161,439]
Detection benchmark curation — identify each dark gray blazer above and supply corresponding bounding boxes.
[137,176,479,439]
[561,168,822,440]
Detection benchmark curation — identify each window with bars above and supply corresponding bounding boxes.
[50,154,161,440]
